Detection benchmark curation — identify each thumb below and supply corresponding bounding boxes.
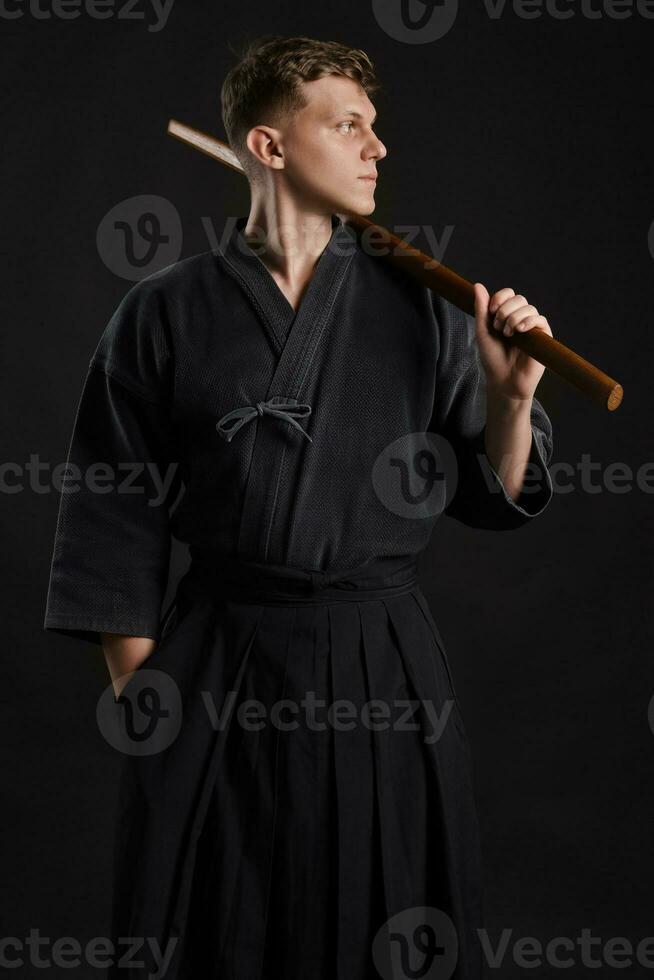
[473,282,491,335]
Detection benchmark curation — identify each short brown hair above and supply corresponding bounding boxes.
[221,34,381,179]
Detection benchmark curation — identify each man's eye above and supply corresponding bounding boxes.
[339,121,354,133]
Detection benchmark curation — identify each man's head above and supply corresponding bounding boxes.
[221,35,387,217]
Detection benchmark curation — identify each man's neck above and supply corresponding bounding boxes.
[243,201,335,311]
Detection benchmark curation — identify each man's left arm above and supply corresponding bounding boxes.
[473,283,554,503]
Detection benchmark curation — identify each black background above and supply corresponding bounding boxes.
[3,1,653,977]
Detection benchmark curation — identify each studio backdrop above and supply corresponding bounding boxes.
[2,2,652,979]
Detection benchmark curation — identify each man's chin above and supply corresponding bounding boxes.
[332,197,377,219]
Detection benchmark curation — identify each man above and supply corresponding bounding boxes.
[44,34,554,980]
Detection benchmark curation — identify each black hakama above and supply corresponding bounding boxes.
[44,214,554,980]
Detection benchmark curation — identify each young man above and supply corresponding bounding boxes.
[44,34,554,980]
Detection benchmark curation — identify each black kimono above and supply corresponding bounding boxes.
[44,214,554,980]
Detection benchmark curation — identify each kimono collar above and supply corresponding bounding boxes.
[216,213,357,342]
[214,214,359,450]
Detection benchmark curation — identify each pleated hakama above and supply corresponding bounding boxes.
[108,555,482,980]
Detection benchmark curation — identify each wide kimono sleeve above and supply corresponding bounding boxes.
[43,281,182,646]
[429,291,554,531]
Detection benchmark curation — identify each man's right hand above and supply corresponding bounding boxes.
[100,634,157,699]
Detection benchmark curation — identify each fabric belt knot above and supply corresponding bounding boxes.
[216,395,313,444]
[183,552,420,606]
[309,569,328,590]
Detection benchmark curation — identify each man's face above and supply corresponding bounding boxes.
[262,74,387,217]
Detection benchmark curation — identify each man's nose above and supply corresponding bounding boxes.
[365,137,387,161]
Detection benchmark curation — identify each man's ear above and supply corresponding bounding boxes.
[246,126,284,172]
